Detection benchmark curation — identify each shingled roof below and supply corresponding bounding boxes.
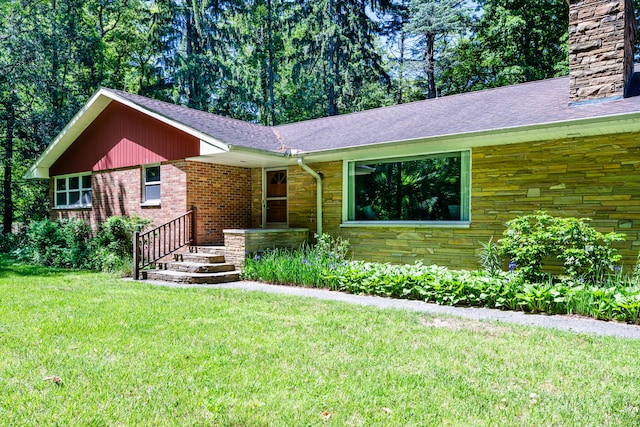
[109,89,283,152]
[275,69,640,153]
[109,68,640,155]
[27,66,640,179]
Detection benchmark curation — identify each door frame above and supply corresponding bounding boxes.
[262,167,289,228]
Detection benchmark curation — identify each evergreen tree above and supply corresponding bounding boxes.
[439,0,568,94]
[403,0,471,99]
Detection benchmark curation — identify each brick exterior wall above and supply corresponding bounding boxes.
[569,0,636,103]
[186,162,252,245]
[54,135,635,271]
[251,168,263,228]
[52,160,252,245]
[52,161,188,230]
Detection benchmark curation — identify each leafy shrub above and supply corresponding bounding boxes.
[15,218,92,268]
[12,215,150,275]
[0,232,21,253]
[90,215,151,274]
[498,211,625,283]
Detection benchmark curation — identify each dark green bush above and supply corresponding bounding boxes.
[90,215,151,274]
[13,215,150,274]
[15,218,92,268]
[498,211,625,283]
[0,232,21,253]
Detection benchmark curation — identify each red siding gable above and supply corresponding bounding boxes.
[50,102,200,176]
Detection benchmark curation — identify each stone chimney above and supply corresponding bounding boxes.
[569,0,636,104]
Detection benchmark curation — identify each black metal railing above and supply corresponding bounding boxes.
[133,208,196,279]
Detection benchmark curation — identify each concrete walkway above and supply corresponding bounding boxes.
[143,279,640,339]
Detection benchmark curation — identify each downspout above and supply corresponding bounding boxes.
[297,158,322,236]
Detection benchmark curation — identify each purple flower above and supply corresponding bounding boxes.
[509,261,516,272]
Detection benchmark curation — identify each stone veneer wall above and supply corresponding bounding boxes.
[249,162,342,236]
[267,133,640,270]
[223,228,309,268]
[569,0,636,103]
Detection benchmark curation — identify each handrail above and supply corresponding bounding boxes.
[133,208,197,279]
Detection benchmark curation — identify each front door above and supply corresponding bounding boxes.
[265,169,287,226]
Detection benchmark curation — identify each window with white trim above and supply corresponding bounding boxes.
[345,151,470,223]
[143,164,161,203]
[54,173,92,208]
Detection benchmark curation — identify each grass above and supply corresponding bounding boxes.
[1,255,640,426]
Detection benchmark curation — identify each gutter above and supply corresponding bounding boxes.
[297,158,322,236]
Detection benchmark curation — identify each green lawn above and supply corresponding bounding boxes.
[1,256,639,426]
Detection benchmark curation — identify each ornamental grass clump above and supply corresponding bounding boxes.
[242,233,350,287]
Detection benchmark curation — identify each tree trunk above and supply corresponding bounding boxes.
[398,25,405,104]
[328,0,338,116]
[2,94,15,235]
[425,33,436,99]
[267,0,277,125]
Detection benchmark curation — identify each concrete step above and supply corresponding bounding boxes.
[190,246,226,256]
[143,269,241,284]
[164,261,236,274]
[175,252,226,263]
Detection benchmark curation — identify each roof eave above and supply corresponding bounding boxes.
[187,143,293,168]
[297,111,640,162]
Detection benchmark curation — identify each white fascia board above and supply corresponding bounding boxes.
[200,139,228,155]
[226,143,284,157]
[298,112,640,163]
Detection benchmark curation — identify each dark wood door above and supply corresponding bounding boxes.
[266,170,287,223]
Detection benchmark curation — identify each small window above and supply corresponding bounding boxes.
[345,151,470,223]
[143,164,161,203]
[54,173,92,208]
